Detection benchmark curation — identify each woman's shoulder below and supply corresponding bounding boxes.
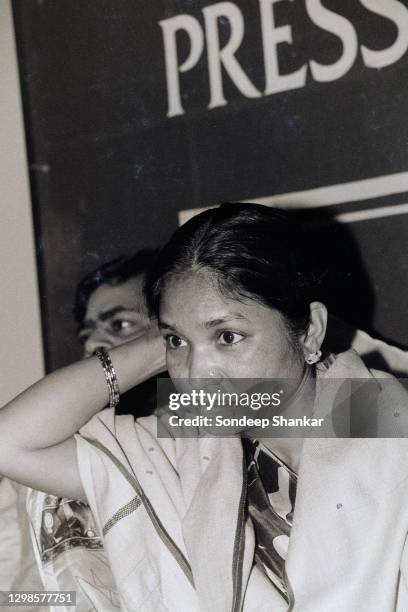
[317,350,408,437]
[77,408,160,444]
[76,408,177,466]
[318,349,405,380]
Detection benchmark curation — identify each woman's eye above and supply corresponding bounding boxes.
[218,331,245,345]
[166,335,187,350]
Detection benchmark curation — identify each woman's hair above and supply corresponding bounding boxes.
[145,203,326,340]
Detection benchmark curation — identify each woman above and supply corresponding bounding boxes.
[1,203,408,611]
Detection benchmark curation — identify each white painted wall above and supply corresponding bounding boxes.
[0,0,45,405]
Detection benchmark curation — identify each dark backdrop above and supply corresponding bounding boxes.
[12,0,408,370]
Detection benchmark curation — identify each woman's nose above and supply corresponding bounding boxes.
[187,348,219,382]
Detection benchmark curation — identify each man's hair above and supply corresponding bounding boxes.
[74,249,158,327]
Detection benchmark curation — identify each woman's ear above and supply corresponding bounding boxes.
[301,302,328,357]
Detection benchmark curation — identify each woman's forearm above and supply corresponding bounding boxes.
[0,331,166,452]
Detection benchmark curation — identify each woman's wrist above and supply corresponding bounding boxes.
[0,329,166,454]
[108,330,166,394]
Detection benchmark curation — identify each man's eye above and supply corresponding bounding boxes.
[166,335,187,350]
[218,331,245,345]
[110,319,135,333]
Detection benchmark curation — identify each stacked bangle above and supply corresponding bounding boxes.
[95,348,120,409]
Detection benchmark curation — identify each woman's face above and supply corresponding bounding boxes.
[158,269,304,383]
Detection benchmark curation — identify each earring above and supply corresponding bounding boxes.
[305,349,322,365]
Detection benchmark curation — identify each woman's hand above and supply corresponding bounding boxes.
[0,330,167,500]
[112,327,167,391]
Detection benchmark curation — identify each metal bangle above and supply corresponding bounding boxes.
[95,348,120,409]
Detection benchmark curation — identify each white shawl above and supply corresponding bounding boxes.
[75,351,408,611]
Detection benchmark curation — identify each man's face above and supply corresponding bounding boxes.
[78,275,153,357]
